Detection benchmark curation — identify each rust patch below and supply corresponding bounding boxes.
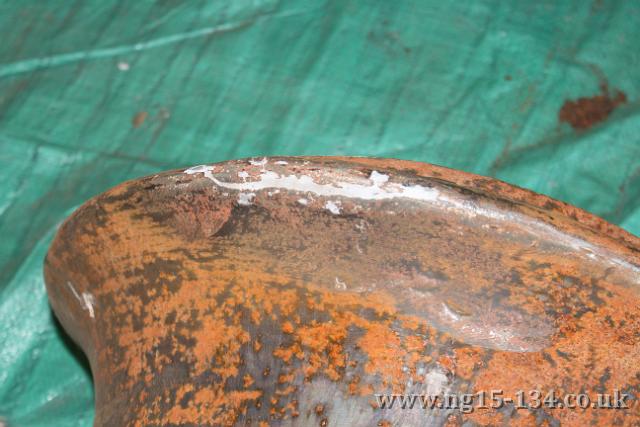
[558,84,627,130]
[132,111,148,128]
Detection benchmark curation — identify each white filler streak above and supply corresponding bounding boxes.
[185,166,439,203]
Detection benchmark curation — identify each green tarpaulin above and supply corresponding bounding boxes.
[0,1,638,425]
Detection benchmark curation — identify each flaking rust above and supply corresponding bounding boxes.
[44,157,640,426]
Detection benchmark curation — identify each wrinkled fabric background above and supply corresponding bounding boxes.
[0,1,638,425]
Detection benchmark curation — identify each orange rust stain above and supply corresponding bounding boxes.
[278,372,294,384]
[273,342,303,364]
[558,85,627,130]
[161,386,261,425]
[284,399,299,417]
[132,111,148,128]
[465,408,503,426]
[444,414,459,427]
[243,374,254,388]
[348,375,361,395]
[275,384,296,396]
[191,314,249,378]
[357,322,404,388]
[452,347,484,380]
[508,411,539,427]
[282,321,295,334]
[437,354,455,375]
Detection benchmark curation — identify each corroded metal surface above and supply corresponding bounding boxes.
[44,157,640,426]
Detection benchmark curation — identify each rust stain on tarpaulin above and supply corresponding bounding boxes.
[44,157,640,426]
[132,111,148,128]
[558,83,627,130]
